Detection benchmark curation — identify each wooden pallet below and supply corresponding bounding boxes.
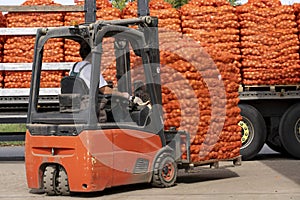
[184,155,242,173]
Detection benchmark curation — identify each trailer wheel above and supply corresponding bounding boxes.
[239,104,267,160]
[279,103,300,159]
[152,153,177,188]
[43,165,59,196]
[56,167,70,196]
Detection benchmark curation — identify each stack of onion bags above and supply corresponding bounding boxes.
[238,0,300,85]
[3,0,64,88]
[179,0,241,162]
[4,0,64,63]
[122,0,241,162]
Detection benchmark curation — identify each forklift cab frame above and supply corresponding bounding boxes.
[25,0,192,194]
[27,17,166,145]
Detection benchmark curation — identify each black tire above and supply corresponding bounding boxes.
[152,153,177,188]
[279,103,300,159]
[56,167,70,196]
[43,165,58,196]
[239,104,267,160]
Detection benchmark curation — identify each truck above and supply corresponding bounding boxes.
[0,0,299,163]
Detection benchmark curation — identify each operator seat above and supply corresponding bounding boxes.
[60,76,109,123]
[59,76,89,113]
[61,76,89,95]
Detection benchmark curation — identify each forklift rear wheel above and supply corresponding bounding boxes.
[56,166,70,196]
[152,153,177,188]
[43,165,59,196]
[43,165,70,196]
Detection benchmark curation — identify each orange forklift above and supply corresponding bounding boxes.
[25,0,240,196]
[26,0,189,195]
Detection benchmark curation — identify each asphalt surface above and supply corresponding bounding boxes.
[0,145,299,200]
[0,154,299,200]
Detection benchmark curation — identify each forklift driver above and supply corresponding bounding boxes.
[69,42,113,95]
[70,42,150,104]
[69,42,150,123]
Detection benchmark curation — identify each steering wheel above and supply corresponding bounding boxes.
[109,93,132,122]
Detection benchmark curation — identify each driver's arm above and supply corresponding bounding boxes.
[99,86,130,99]
[99,85,113,94]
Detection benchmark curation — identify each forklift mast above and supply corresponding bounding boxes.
[112,0,165,143]
[84,0,96,23]
[137,0,163,109]
[138,0,150,16]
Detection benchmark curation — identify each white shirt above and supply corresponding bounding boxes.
[70,61,108,89]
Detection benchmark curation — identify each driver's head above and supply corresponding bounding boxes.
[79,41,91,60]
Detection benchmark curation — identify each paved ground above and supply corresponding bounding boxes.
[0,153,299,200]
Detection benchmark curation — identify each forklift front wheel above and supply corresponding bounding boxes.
[152,153,177,188]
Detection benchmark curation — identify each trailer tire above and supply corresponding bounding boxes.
[152,153,177,188]
[279,103,300,159]
[239,104,267,160]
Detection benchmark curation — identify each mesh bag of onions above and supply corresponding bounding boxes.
[3,0,64,88]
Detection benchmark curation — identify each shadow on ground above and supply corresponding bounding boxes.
[66,168,239,198]
[255,153,300,186]
[176,167,239,184]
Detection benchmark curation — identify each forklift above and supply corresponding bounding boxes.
[26,0,242,195]
[25,0,190,195]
